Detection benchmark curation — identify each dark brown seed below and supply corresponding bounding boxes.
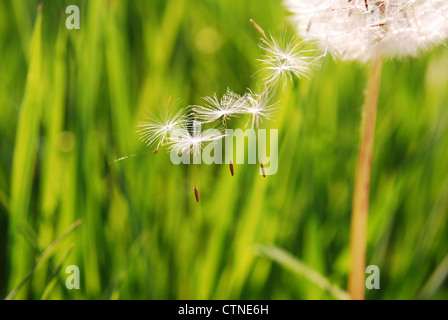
[153,148,159,154]
[229,161,234,176]
[194,186,199,202]
[260,162,266,178]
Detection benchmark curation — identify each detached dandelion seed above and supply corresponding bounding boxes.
[244,89,277,130]
[193,89,245,124]
[244,89,278,178]
[251,20,317,89]
[137,99,186,153]
[250,19,314,177]
[258,35,316,88]
[169,120,226,202]
[193,89,246,176]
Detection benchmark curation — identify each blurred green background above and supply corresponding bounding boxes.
[1,0,447,300]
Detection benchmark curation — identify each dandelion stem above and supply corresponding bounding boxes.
[348,54,383,300]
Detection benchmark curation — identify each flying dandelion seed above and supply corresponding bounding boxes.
[258,34,317,88]
[137,99,186,153]
[284,0,448,62]
[248,19,318,177]
[193,89,246,176]
[193,89,245,124]
[169,120,226,202]
[244,89,277,129]
[250,19,317,88]
[169,120,226,158]
[244,89,278,178]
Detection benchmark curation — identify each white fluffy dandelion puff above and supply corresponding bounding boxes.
[193,88,246,124]
[137,99,187,153]
[258,34,317,88]
[284,0,448,62]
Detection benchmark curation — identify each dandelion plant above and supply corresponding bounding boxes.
[284,0,448,300]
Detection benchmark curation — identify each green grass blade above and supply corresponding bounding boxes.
[5,220,82,300]
[416,253,448,300]
[256,244,350,300]
[40,244,75,300]
[8,3,44,299]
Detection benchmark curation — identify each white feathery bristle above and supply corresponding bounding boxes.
[258,35,316,88]
[193,88,246,124]
[137,99,186,149]
[284,0,448,62]
[244,89,278,129]
[168,120,226,157]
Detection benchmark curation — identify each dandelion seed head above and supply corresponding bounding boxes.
[284,0,448,62]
